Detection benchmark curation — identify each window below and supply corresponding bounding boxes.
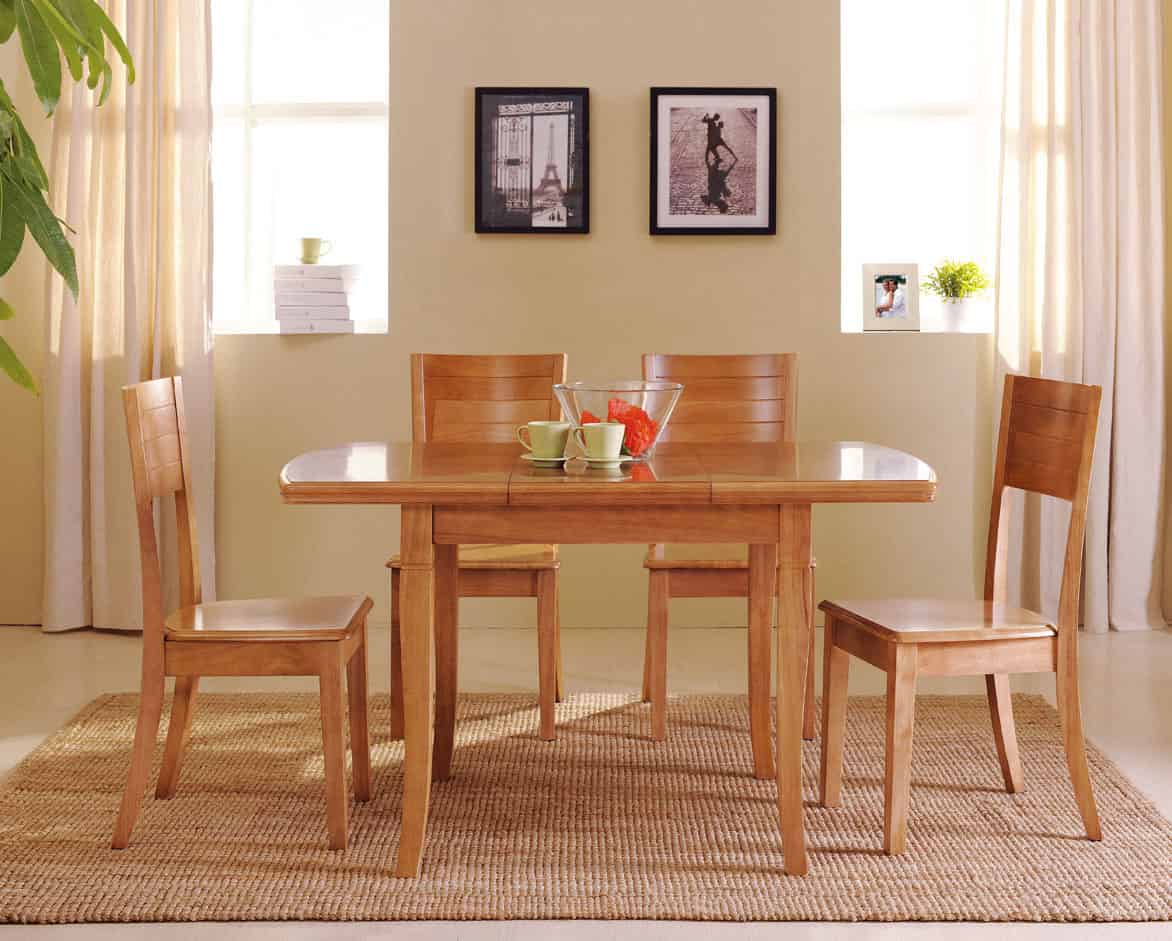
[841,1,1003,332]
[210,1,389,333]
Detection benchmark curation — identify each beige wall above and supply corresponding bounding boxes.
[3,0,997,630]
[215,0,994,629]
[0,44,48,625]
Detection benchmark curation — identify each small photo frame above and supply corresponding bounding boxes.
[475,87,589,234]
[650,87,777,235]
[862,264,920,331]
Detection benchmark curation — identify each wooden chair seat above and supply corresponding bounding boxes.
[387,544,558,571]
[819,599,1055,645]
[644,545,817,571]
[164,595,370,642]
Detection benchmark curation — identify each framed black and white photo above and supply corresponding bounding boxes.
[862,263,920,331]
[650,87,776,235]
[475,87,589,234]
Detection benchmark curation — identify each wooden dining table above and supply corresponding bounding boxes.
[279,440,936,877]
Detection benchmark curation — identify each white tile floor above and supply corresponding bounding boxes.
[1,625,1169,940]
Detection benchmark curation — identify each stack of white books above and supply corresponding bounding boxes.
[273,264,360,333]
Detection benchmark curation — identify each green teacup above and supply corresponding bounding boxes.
[516,420,572,460]
[574,421,625,460]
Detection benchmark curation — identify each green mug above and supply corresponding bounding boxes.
[574,421,625,460]
[516,421,572,460]
[300,237,333,264]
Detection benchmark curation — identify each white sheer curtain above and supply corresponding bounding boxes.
[41,1,215,632]
[994,0,1167,632]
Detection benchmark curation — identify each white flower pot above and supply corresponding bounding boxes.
[940,297,970,331]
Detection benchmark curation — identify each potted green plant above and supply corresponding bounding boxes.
[922,260,991,331]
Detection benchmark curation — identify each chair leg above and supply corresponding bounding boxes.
[554,590,566,703]
[1056,637,1102,840]
[112,671,166,849]
[433,544,460,779]
[802,568,817,741]
[347,628,372,802]
[155,676,199,799]
[390,569,404,741]
[884,644,918,855]
[985,673,1023,793]
[536,568,559,741]
[819,618,850,807]
[747,544,777,778]
[646,569,670,741]
[641,609,653,703]
[319,654,349,850]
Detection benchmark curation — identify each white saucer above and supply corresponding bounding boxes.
[580,455,626,466]
[521,453,569,466]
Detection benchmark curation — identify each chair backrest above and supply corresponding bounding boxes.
[411,353,568,443]
[123,377,202,642]
[642,353,797,443]
[984,374,1102,633]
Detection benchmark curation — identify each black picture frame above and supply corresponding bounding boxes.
[475,87,590,234]
[649,87,777,236]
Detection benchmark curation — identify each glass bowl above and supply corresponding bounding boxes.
[553,380,684,461]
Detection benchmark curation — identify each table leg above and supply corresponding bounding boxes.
[747,543,778,779]
[433,543,459,781]
[395,505,436,878]
[776,503,812,875]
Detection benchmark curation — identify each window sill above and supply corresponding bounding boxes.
[841,324,993,336]
[212,318,388,336]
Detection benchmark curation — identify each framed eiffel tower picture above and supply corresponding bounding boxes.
[475,87,590,234]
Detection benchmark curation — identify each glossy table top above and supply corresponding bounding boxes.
[280,441,937,506]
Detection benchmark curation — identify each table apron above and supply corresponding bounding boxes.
[432,504,787,545]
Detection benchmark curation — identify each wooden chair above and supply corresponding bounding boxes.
[639,354,817,775]
[818,374,1103,854]
[388,353,567,755]
[115,377,373,851]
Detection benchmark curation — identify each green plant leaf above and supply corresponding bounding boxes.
[1,164,75,295]
[0,177,25,276]
[12,122,49,191]
[78,0,133,85]
[30,0,84,82]
[14,0,61,114]
[0,1,15,43]
[0,333,37,392]
[0,296,13,319]
[57,0,106,92]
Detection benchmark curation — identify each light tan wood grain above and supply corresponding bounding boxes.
[432,544,459,782]
[395,504,436,878]
[434,505,781,545]
[281,433,940,878]
[394,354,567,751]
[640,355,803,753]
[775,504,812,875]
[819,616,849,807]
[747,543,778,779]
[115,377,373,853]
[884,644,917,855]
[818,373,1104,857]
[319,650,349,850]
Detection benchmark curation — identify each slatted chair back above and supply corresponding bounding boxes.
[984,374,1102,633]
[411,354,568,444]
[122,377,203,641]
[642,353,797,444]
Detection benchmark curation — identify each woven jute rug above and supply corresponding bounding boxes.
[1,692,1169,924]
